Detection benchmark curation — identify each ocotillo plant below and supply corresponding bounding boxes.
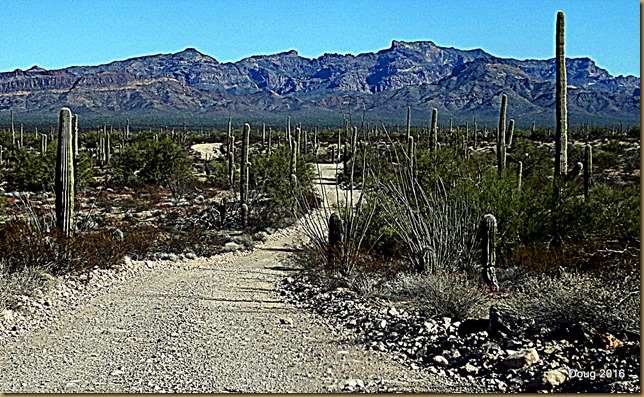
[584,144,592,200]
[240,123,250,205]
[555,10,568,176]
[480,214,499,291]
[430,108,438,151]
[497,94,508,176]
[55,108,75,238]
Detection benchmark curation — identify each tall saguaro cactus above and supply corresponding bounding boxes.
[481,214,499,291]
[497,94,508,176]
[430,108,438,151]
[555,10,568,176]
[507,119,515,148]
[240,123,250,206]
[55,108,75,237]
[584,144,593,200]
[406,106,411,142]
[72,115,79,158]
[10,110,15,146]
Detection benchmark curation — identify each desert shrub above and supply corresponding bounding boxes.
[250,146,316,224]
[2,146,55,191]
[0,265,54,310]
[205,157,234,189]
[509,269,640,333]
[1,143,94,193]
[111,137,194,192]
[380,271,489,320]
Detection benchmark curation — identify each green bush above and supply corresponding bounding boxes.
[111,137,194,191]
[251,146,315,215]
[2,146,55,191]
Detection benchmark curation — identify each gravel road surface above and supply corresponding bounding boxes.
[0,163,478,393]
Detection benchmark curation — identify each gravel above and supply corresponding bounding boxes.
[0,223,475,393]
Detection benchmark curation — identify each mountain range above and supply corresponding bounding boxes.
[0,40,639,128]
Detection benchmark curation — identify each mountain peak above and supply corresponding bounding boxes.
[26,65,46,72]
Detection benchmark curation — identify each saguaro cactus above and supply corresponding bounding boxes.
[507,118,515,148]
[430,108,438,151]
[497,94,508,176]
[240,123,250,205]
[473,117,477,149]
[55,108,75,237]
[584,144,592,200]
[555,10,568,176]
[517,161,523,192]
[406,106,411,142]
[290,135,298,177]
[481,214,499,291]
[262,123,266,150]
[10,110,15,146]
[40,134,48,157]
[72,115,79,158]
[328,213,343,248]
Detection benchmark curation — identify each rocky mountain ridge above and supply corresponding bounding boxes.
[0,40,639,127]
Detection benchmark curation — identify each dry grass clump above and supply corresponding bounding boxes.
[507,268,640,333]
[379,270,490,320]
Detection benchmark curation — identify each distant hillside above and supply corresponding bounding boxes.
[0,40,639,128]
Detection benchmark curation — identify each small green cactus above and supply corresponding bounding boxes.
[328,212,343,248]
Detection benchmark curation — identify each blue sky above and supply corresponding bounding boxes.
[0,0,639,77]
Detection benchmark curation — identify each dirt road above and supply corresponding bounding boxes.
[0,162,472,393]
